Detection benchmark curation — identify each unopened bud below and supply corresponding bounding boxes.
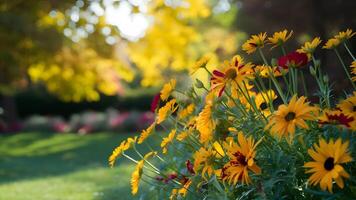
[323,75,329,83]
[309,66,316,76]
[314,60,321,68]
[195,79,205,89]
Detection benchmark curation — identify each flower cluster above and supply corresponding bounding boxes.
[109,29,356,199]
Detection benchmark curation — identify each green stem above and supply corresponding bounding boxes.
[300,70,308,96]
[334,48,356,89]
[225,89,248,117]
[343,42,356,61]
[258,48,287,103]
[204,66,213,77]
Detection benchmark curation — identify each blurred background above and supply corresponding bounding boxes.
[0,0,355,199]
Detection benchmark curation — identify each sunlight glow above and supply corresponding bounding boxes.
[104,1,150,41]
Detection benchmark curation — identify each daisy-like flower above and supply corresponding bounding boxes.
[196,102,215,143]
[323,38,340,49]
[170,179,192,199]
[304,138,352,193]
[157,99,178,124]
[278,51,308,68]
[177,103,195,120]
[138,122,156,144]
[255,90,277,117]
[337,92,356,117]
[160,79,176,101]
[193,147,217,178]
[254,65,286,78]
[297,37,322,55]
[318,109,355,130]
[266,95,318,141]
[268,30,293,49]
[351,61,356,82]
[176,130,189,141]
[131,160,144,195]
[109,137,137,167]
[161,129,176,154]
[191,54,211,74]
[221,132,261,185]
[242,32,267,54]
[211,55,254,97]
[334,28,356,42]
[253,65,270,78]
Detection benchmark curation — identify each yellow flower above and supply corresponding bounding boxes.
[176,130,189,141]
[161,129,176,154]
[253,65,270,78]
[160,79,176,101]
[221,132,261,185]
[297,37,322,55]
[304,138,352,193]
[334,28,356,42]
[143,151,157,160]
[157,99,178,124]
[211,55,254,97]
[108,137,137,167]
[169,179,192,199]
[323,38,340,49]
[177,103,195,120]
[213,141,225,157]
[351,61,356,82]
[193,147,216,178]
[178,179,192,197]
[268,30,293,49]
[131,160,144,195]
[196,102,215,143]
[255,90,277,117]
[242,32,267,54]
[254,65,285,78]
[138,122,156,144]
[266,95,317,142]
[191,54,210,74]
[337,92,356,118]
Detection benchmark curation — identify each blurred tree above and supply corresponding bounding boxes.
[0,0,242,124]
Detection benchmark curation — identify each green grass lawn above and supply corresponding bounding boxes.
[0,132,148,200]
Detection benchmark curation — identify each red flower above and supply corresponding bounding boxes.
[319,111,354,128]
[150,93,161,112]
[278,51,308,68]
[168,173,178,180]
[186,160,195,175]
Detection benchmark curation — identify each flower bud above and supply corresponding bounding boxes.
[323,75,329,83]
[271,58,278,66]
[309,66,316,76]
[314,60,321,68]
[195,79,205,89]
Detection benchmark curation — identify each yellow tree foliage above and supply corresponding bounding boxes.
[28,44,134,102]
[25,0,239,101]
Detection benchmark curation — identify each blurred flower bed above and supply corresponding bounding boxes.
[0,109,154,134]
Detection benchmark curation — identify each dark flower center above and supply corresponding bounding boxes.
[284,112,296,121]
[259,102,268,110]
[324,157,335,171]
[225,68,237,80]
[233,152,247,166]
[353,106,356,112]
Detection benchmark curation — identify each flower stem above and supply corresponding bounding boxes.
[258,48,287,103]
[334,48,356,89]
[300,70,308,96]
[343,42,356,61]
